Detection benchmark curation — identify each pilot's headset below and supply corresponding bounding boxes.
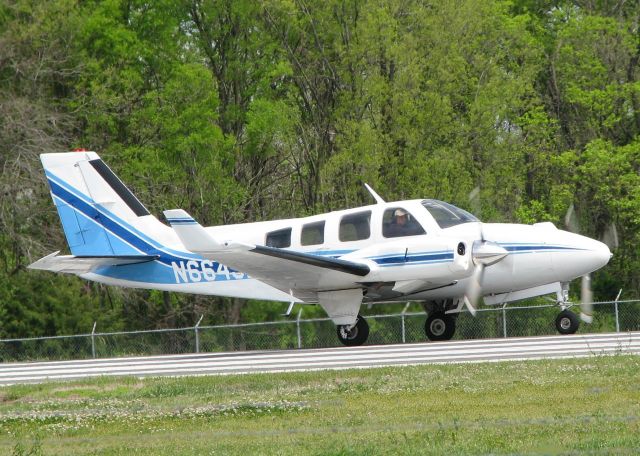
[394,208,410,221]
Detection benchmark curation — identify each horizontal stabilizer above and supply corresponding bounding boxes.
[28,251,158,274]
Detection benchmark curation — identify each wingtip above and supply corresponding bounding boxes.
[27,251,61,270]
[163,209,198,226]
[163,209,224,253]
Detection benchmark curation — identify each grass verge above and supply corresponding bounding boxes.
[1,355,639,455]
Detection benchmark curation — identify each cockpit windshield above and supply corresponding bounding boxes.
[421,199,479,228]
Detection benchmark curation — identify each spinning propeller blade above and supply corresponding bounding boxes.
[462,296,477,316]
[564,202,613,324]
[601,223,619,250]
[462,224,508,315]
[580,274,593,324]
[564,203,580,234]
[463,263,484,314]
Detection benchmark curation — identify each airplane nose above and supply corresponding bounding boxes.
[592,240,612,268]
[578,238,612,274]
[554,232,613,279]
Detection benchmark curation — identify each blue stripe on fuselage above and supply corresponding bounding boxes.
[371,251,454,267]
[500,244,585,254]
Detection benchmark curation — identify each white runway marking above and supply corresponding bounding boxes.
[1,332,638,385]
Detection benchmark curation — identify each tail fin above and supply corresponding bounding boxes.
[41,151,155,256]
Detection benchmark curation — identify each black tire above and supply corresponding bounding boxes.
[425,312,456,341]
[336,315,369,347]
[555,310,580,334]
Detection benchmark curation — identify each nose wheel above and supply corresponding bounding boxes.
[555,310,579,334]
[336,315,369,346]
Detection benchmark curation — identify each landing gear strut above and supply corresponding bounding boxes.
[425,312,456,341]
[336,315,369,346]
[555,310,580,334]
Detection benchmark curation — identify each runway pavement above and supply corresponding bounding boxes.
[1,331,639,385]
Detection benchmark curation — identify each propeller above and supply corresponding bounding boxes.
[580,274,593,324]
[563,203,616,323]
[565,203,619,250]
[463,263,484,316]
[462,223,508,315]
[564,203,580,234]
[601,222,619,250]
[468,186,481,218]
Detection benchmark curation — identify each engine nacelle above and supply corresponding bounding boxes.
[349,236,472,283]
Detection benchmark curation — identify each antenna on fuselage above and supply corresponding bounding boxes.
[364,183,385,204]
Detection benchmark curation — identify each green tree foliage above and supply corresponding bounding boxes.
[0,0,638,337]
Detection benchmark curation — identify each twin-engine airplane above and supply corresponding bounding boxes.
[30,152,612,346]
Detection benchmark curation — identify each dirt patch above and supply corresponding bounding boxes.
[107,381,146,391]
[50,381,146,395]
[50,385,100,394]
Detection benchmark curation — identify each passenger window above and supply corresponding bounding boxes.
[266,228,291,248]
[339,211,371,242]
[383,208,426,238]
[301,221,325,246]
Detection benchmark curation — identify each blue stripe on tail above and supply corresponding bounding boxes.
[48,177,141,257]
[46,171,200,262]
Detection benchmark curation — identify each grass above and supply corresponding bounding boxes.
[1,355,639,455]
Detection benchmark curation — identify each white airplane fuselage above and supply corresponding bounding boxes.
[80,198,610,305]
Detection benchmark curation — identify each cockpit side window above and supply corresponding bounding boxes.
[421,200,479,229]
[266,228,292,248]
[301,221,325,246]
[339,211,371,242]
[383,208,426,238]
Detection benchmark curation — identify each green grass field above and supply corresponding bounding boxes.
[2,355,639,455]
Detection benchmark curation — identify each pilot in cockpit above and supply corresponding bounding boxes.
[386,208,423,237]
[392,208,409,229]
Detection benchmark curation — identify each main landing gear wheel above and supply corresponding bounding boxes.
[555,310,580,335]
[336,315,369,347]
[425,312,456,341]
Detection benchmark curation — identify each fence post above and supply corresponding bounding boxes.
[401,303,411,344]
[194,315,204,353]
[91,321,97,358]
[296,308,303,349]
[614,289,622,333]
[502,304,507,338]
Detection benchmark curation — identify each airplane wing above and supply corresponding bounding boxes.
[164,210,372,302]
[28,251,159,274]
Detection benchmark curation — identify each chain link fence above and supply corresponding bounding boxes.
[1,300,639,362]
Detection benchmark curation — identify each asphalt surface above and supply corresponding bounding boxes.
[1,331,639,385]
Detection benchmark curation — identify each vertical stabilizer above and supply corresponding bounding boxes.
[41,152,157,256]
